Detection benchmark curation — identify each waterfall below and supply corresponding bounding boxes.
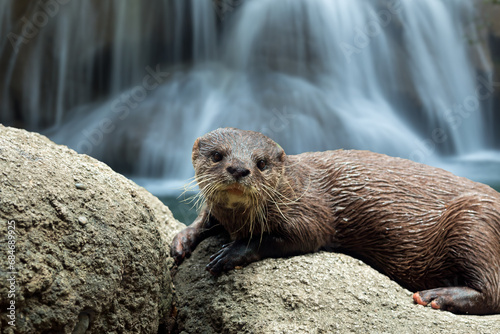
[1,0,192,129]
[1,0,498,195]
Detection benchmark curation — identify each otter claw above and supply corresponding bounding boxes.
[207,243,245,275]
[413,287,486,314]
[170,226,200,265]
[206,240,261,276]
[206,247,238,276]
[209,242,234,261]
[171,238,191,264]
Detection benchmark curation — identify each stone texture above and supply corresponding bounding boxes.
[173,236,500,334]
[0,125,184,333]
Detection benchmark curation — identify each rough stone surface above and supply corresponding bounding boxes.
[173,236,500,334]
[0,125,184,333]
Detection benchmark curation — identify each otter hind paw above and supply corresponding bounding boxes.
[413,287,488,314]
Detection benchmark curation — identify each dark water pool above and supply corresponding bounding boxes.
[159,195,199,226]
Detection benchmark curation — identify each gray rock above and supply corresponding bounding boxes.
[173,236,500,334]
[0,125,184,333]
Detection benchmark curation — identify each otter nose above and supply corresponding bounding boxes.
[226,166,250,180]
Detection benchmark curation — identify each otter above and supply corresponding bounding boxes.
[171,127,500,315]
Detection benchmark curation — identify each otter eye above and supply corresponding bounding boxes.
[257,160,266,171]
[212,152,223,163]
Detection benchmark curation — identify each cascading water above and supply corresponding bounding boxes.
[1,0,499,195]
[1,0,192,129]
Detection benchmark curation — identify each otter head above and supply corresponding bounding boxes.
[192,128,286,216]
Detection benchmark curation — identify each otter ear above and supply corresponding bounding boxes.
[192,138,201,163]
[277,146,286,162]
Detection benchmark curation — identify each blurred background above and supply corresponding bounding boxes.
[1,0,499,223]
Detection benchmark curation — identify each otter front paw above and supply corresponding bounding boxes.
[206,241,260,276]
[171,226,200,265]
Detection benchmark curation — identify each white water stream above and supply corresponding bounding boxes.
[1,0,498,194]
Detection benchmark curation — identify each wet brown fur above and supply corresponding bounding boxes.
[177,128,500,314]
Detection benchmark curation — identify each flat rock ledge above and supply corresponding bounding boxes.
[0,125,184,333]
[173,236,500,334]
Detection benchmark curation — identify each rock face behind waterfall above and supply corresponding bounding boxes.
[0,125,184,333]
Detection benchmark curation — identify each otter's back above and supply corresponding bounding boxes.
[289,149,500,291]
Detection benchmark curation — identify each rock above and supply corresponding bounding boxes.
[0,125,184,333]
[173,236,500,334]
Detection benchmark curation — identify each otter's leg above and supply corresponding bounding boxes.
[171,209,222,265]
[206,235,303,275]
[412,194,500,315]
[413,287,491,314]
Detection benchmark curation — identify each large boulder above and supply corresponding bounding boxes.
[0,125,184,333]
[173,236,500,334]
